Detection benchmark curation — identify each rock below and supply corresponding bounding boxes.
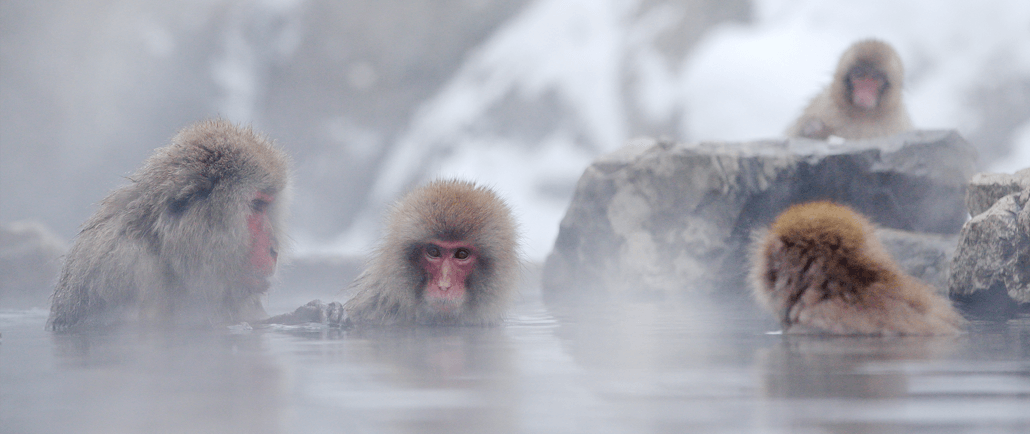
[965,168,1030,217]
[876,229,957,294]
[543,130,976,296]
[949,169,1030,317]
[0,220,68,309]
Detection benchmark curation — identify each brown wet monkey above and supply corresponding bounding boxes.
[46,119,291,331]
[278,180,521,326]
[750,202,964,335]
[786,39,913,140]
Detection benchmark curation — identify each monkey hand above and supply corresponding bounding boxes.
[798,119,830,140]
[261,300,350,327]
[315,300,349,326]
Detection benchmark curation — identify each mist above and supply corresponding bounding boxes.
[3,2,1030,432]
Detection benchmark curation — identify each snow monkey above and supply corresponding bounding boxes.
[751,202,964,335]
[786,39,913,140]
[47,119,291,331]
[344,179,521,326]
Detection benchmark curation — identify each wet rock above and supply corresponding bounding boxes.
[0,220,68,309]
[950,169,1030,317]
[965,168,1030,217]
[543,130,976,296]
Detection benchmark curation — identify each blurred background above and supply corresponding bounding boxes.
[2,0,1028,262]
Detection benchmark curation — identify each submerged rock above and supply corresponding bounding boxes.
[0,220,68,309]
[949,168,1030,317]
[543,130,976,296]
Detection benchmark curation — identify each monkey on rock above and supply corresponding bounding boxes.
[786,39,913,140]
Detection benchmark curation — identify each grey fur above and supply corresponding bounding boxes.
[46,119,291,330]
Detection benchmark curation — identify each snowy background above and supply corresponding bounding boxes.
[2,0,1028,262]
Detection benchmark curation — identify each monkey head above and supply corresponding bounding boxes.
[348,179,520,326]
[833,39,905,116]
[150,120,291,299]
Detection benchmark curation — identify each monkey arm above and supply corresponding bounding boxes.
[260,300,350,327]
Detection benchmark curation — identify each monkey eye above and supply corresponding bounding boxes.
[454,248,470,260]
[251,198,270,213]
[426,246,442,258]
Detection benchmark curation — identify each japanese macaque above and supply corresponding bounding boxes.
[750,201,964,335]
[46,119,291,331]
[786,39,913,140]
[344,179,521,326]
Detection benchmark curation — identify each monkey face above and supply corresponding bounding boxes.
[243,190,279,292]
[846,64,887,110]
[418,239,477,315]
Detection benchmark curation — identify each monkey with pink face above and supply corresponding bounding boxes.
[47,119,290,331]
[787,39,913,140]
[276,179,522,327]
[344,180,522,326]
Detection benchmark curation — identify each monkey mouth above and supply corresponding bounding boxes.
[851,77,882,110]
[242,275,272,293]
[424,297,465,316]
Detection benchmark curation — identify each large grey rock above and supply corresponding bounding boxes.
[950,169,1030,314]
[0,220,68,309]
[543,130,976,296]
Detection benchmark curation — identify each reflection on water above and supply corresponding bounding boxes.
[3,310,287,434]
[2,290,1029,433]
[759,335,961,399]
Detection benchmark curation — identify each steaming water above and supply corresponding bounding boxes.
[3,286,1029,434]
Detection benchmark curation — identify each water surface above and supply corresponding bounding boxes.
[2,287,1029,433]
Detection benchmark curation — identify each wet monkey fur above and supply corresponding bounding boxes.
[786,39,913,140]
[47,119,291,331]
[343,179,521,326]
[751,202,964,335]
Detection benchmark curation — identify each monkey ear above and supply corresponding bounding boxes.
[167,173,216,214]
[167,145,227,214]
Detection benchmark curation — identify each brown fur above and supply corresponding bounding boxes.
[750,201,964,335]
[344,179,521,326]
[786,39,913,140]
[47,119,291,331]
